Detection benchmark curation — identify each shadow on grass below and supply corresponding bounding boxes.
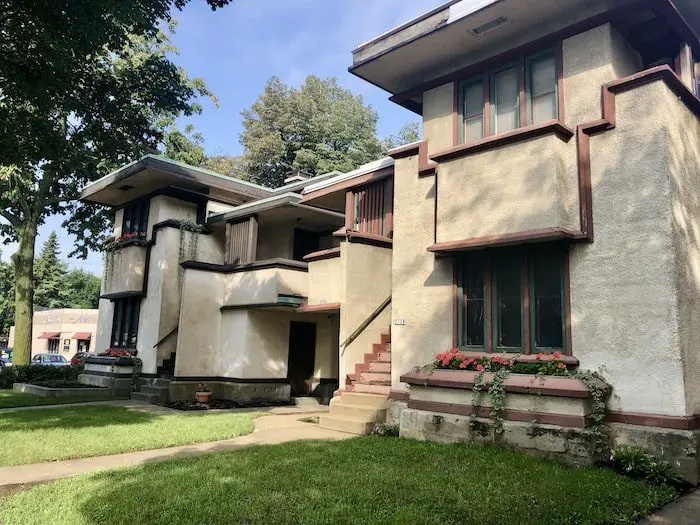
[0,406,159,432]
[47,438,678,525]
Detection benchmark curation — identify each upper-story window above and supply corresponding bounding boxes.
[353,178,393,238]
[121,200,149,236]
[458,48,559,143]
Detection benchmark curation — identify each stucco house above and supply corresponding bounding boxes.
[82,0,700,480]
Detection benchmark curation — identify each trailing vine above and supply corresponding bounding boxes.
[175,218,205,289]
[573,370,610,455]
[488,369,511,437]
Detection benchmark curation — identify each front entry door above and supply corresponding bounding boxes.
[288,321,317,396]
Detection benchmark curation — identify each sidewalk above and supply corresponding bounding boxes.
[638,489,700,524]
[0,412,350,491]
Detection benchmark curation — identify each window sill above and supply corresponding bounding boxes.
[430,120,574,163]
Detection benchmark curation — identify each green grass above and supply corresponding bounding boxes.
[0,437,677,525]
[0,405,258,466]
[0,390,122,409]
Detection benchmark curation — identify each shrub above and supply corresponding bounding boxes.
[371,423,400,437]
[609,445,684,487]
[0,365,83,389]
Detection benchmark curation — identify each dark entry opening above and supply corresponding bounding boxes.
[293,228,321,261]
[288,321,317,396]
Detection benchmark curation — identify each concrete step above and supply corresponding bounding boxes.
[368,361,391,372]
[376,352,391,362]
[131,391,160,404]
[293,396,324,408]
[372,343,391,354]
[319,415,375,435]
[329,401,386,422]
[360,371,391,383]
[338,392,388,408]
[380,333,391,345]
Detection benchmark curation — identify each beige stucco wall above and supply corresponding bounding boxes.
[103,244,147,296]
[423,83,454,156]
[338,241,393,384]
[257,222,294,260]
[95,299,113,353]
[147,196,197,239]
[563,24,641,128]
[668,86,700,416]
[12,309,99,358]
[306,257,342,306]
[391,155,453,390]
[113,209,124,238]
[436,133,579,241]
[570,82,689,416]
[223,267,308,307]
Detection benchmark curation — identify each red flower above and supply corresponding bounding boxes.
[553,351,562,359]
[442,357,451,366]
[557,363,566,369]
[451,348,459,355]
[476,364,485,372]
[459,361,467,369]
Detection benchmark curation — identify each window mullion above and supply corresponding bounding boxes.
[523,254,531,355]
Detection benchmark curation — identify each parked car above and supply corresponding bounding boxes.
[31,354,70,367]
[0,357,6,368]
[70,352,95,366]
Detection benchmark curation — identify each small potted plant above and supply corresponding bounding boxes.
[194,383,212,404]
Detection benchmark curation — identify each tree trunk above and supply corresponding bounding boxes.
[11,219,37,365]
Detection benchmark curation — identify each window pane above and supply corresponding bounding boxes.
[530,54,557,123]
[494,257,522,348]
[462,80,484,142]
[463,259,485,346]
[534,255,564,348]
[493,67,519,133]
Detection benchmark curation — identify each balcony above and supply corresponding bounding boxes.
[431,123,581,250]
[301,248,343,312]
[102,242,148,297]
[220,259,309,309]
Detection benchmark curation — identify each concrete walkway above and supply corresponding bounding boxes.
[0,412,350,492]
[638,489,700,524]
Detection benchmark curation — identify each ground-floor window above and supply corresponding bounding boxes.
[77,339,91,352]
[47,338,60,354]
[111,297,141,349]
[456,244,569,353]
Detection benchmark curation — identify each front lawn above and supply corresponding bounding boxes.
[0,437,677,525]
[0,390,121,409]
[0,405,258,466]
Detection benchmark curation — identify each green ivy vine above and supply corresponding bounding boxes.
[572,370,610,455]
[175,218,205,290]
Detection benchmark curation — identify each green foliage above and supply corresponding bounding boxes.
[162,124,207,167]
[371,423,400,437]
[0,364,83,389]
[202,155,248,178]
[0,437,679,524]
[610,446,684,487]
[240,75,384,187]
[0,251,14,338]
[33,232,68,309]
[382,122,421,150]
[62,270,101,309]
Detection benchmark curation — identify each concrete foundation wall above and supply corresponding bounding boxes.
[169,380,290,402]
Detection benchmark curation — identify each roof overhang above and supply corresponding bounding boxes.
[350,0,700,114]
[207,193,345,232]
[80,155,273,207]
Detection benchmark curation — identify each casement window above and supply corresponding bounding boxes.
[121,200,150,236]
[456,245,568,353]
[458,48,559,143]
[47,338,60,354]
[353,178,393,237]
[111,297,141,349]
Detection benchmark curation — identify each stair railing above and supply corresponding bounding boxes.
[340,295,391,355]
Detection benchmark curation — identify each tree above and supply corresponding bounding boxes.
[1,18,221,365]
[202,155,248,179]
[0,251,14,340]
[63,270,101,309]
[240,76,384,187]
[382,122,421,151]
[33,232,68,309]
[163,124,207,166]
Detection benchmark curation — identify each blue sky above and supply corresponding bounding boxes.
[2,0,444,275]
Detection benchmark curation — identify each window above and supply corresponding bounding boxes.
[78,339,91,352]
[353,178,393,237]
[458,47,559,143]
[457,245,568,353]
[111,297,141,349]
[47,339,60,354]
[121,200,149,236]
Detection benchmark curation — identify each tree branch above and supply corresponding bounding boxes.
[0,209,20,228]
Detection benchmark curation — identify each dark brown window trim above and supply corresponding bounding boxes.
[302,247,341,262]
[606,411,700,430]
[407,399,587,429]
[333,229,393,249]
[300,166,393,203]
[181,258,309,274]
[388,140,437,176]
[400,369,601,399]
[431,120,575,163]
[429,227,582,254]
[296,303,341,314]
